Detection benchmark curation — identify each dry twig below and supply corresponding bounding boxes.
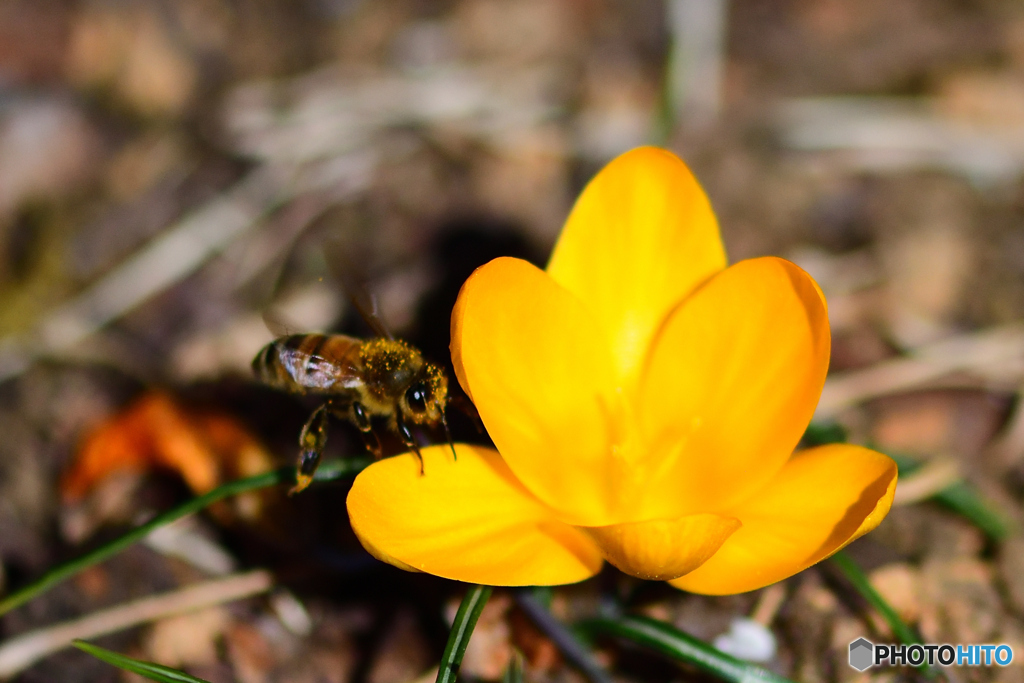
[0,569,273,679]
[891,457,961,507]
[816,324,1024,419]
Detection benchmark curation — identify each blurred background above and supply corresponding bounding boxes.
[3,0,1024,681]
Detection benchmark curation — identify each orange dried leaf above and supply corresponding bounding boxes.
[62,391,273,506]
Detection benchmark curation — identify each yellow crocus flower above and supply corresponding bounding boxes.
[346,147,897,594]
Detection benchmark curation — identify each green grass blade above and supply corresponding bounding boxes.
[436,585,492,683]
[502,652,524,683]
[73,640,212,683]
[801,421,849,447]
[933,480,1012,540]
[829,551,917,645]
[829,550,938,677]
[579,615,792,683]
[0,457,371,616]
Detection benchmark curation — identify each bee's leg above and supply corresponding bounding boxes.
[363,429,383,459]
[395,410,424,475]
[351,402,383,460]
[291,403,329,495]
[441,410,457,462]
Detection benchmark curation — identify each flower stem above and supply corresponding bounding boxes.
[436,585,492,683]
[0,458,371,617]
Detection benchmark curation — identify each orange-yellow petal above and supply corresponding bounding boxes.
[451,257,622,526]
[669,444,897,595]
[547,147,726,385]
[583,514,740,581]
[634,257,830,520]
[347,444,604,586]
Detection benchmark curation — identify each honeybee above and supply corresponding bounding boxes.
[252,332,453,493]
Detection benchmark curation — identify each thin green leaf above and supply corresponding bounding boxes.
[829,550,917,645]
[0,457,370,616]
[531,585,554,609]
[579,615,793,683]
[801,421,848,447]
[502,652,524,683]
[436,585,492,683]
[829,550,938,678]
[934,480,1012,540]
[73,640,211,683]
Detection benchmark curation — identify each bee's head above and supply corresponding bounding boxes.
[400,362,448,425]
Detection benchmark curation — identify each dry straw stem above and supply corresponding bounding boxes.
[0,166,292,382]
[0,151,374,383]
[0,569,273,679]
[775,96,1024,183]
[891,457,961,506]
[749,584,786,626]
[816,323,1024,420]
[987,381,1024,467]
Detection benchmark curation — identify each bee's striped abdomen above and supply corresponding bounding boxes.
[252,334,362,394]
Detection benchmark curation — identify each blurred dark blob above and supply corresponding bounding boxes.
[4,203,46,283]
[404,215,545,445]
[409,215,545,366]
[806,179,875,252]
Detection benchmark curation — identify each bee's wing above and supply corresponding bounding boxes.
[323,236,394,340]
[350,287,393,341]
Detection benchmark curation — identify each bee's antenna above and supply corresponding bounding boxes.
[442,410,457,462]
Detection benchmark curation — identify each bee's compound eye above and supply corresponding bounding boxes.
[405,383,430,414]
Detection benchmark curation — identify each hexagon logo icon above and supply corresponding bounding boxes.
[849,638,874,671]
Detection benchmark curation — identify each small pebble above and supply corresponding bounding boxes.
[713,617,777,662]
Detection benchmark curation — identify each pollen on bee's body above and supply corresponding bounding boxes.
[359,339,423,394]
[360,339,415,362]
